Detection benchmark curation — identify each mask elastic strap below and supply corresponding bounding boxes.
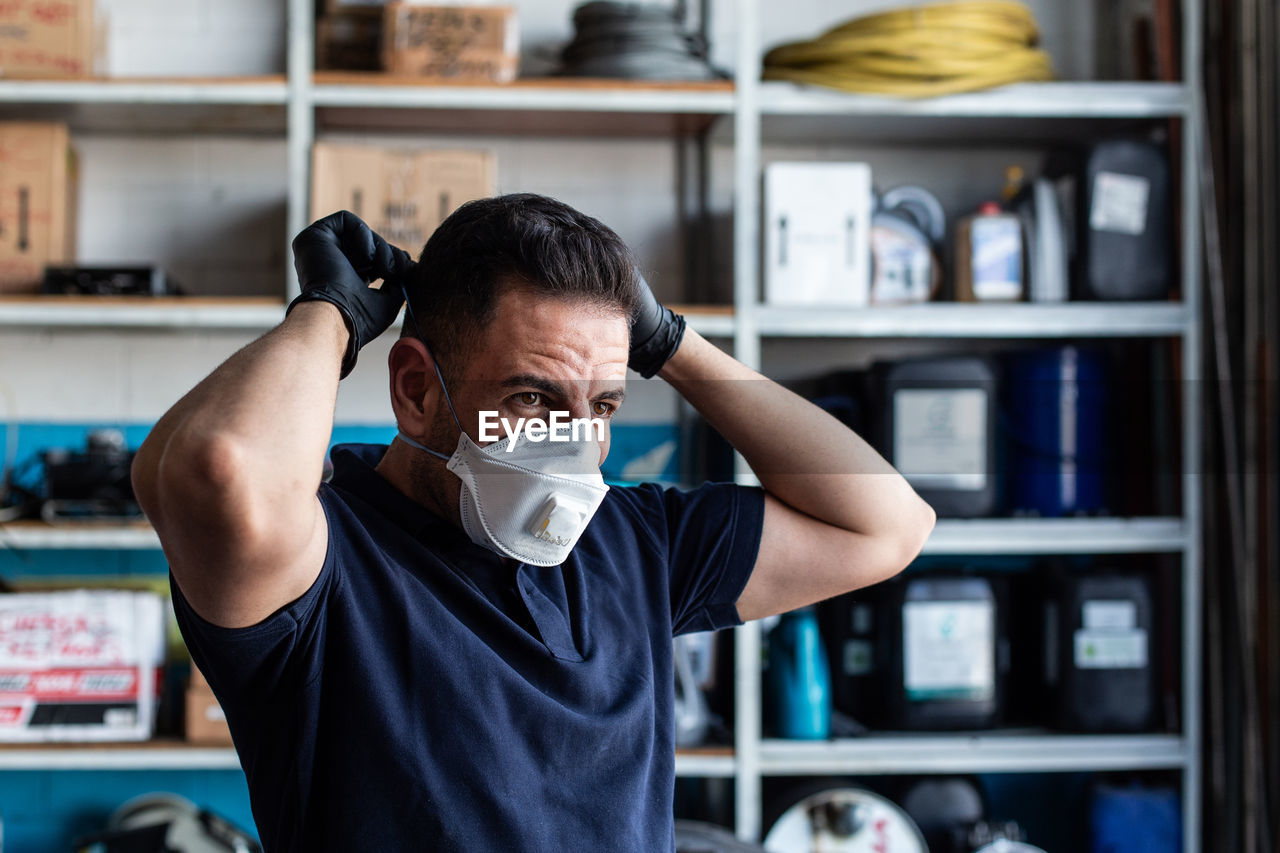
[396,430,450,462]
[398,283,464,460]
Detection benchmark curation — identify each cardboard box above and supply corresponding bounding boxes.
[185,686,232,745]
[382,4,517,82]
[0,590,165,742]
[311,142,496,250]
[0,0,95,78]
[764,161,872,306]
[0,122,76,293]
[317,13,382,71]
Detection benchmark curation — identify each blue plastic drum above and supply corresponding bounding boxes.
[1002,346,1108,517]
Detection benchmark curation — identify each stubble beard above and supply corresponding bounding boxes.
[407,399,466,527]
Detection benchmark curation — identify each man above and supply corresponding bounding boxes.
[133,194,935,851]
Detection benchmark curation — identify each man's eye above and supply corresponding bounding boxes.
[592,401,616,418]
[514,392,543,407]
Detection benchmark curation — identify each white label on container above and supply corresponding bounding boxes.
[970,217,1023,299]
[1074,629,1148,669]
[893,388,988,490]
[1090,172,1150,235]
[842,639,873,676]
[903,601,995,700]
[1083,600,1136,630]
[104,708,137,728]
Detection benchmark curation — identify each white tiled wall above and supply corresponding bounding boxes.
[6,0,1100,430]
[97,0,284,76]
[74,136,288,298]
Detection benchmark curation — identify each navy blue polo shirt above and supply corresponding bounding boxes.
[172,443,764,853]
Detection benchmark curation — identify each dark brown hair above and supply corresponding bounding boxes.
[401,193,638,369]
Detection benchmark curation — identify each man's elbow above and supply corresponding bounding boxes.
[876,499,936,586]
[904,498,937,564]
[135,432,254,536]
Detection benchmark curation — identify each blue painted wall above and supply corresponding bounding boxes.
[1,769,257,851]
[0,418,682,848]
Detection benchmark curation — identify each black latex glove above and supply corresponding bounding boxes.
[629,269,686,378]
[288,211,415,379]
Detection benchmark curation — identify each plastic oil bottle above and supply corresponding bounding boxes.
[765,608,832,739]
[954,193,1025,303]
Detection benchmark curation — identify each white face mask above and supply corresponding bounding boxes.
[398,426,609,567]
[393,317,610,566]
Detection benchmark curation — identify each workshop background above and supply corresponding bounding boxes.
[0,0,1275,851]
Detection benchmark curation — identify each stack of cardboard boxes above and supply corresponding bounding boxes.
[0,1,91,293]
[185,663,233,746]
[0,0,96,79]
[317,0,518,83]
[0,123,77,294]
[311,142,497,253]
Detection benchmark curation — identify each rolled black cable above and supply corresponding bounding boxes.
[558,1,723,81]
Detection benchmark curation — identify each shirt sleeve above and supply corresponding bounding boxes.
[170,493,339,710]
[639,481,766,636]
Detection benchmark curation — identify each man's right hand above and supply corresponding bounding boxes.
[289,211,416,378]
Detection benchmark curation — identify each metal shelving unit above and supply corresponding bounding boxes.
[0,298,735,337]
[758,734,1189,775]
[757,80,1190,118]
[729,1,1203,849]
[0,76,287,105]
[0,0,1203,849]
[756,302,1190,338]
[0,742,732,776]
[0,516,1186,555]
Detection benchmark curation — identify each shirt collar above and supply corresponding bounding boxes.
[329,443,457,540]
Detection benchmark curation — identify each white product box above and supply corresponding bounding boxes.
[0,590,166,742]
[764,161,872,306]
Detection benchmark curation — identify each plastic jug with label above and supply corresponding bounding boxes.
[765,608,832,739]
[954,202,1024,302]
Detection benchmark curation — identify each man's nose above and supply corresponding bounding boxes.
[565,401,594,421]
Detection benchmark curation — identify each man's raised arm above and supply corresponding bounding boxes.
[131,213,410,629]
[628,278,936,623]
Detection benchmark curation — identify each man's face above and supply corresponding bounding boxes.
[409,287,629,521]
[436,287,630,461]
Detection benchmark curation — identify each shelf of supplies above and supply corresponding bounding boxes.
[0,297,286,331]
[673,304,735,337]
[759,81,1189,119]
[675,747,736,778]
[3,517,1185,557]
[0,76,288,105]
[0,740,241,770]
[755,302,1188,338]
[0,739,729,774]
[0,521,160,550]
[923,517,1186,555]
[311,74,734,136]
[0,297,734,336]
[755,81,1188,144]
[0,76,288,133]
[758,733,1187,775]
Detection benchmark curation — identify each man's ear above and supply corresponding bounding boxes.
[387,336,441,435]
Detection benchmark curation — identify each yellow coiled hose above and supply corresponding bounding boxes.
[762,1,1055,98]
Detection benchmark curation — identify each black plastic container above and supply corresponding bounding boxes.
[1055,139,1173,301]
[877,357,999,518]
[1045,572,1157,732]
[821,574,1009,731]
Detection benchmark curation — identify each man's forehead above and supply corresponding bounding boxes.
[464,289,629,383]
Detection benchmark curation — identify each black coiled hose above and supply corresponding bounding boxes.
[558,1,722,81]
